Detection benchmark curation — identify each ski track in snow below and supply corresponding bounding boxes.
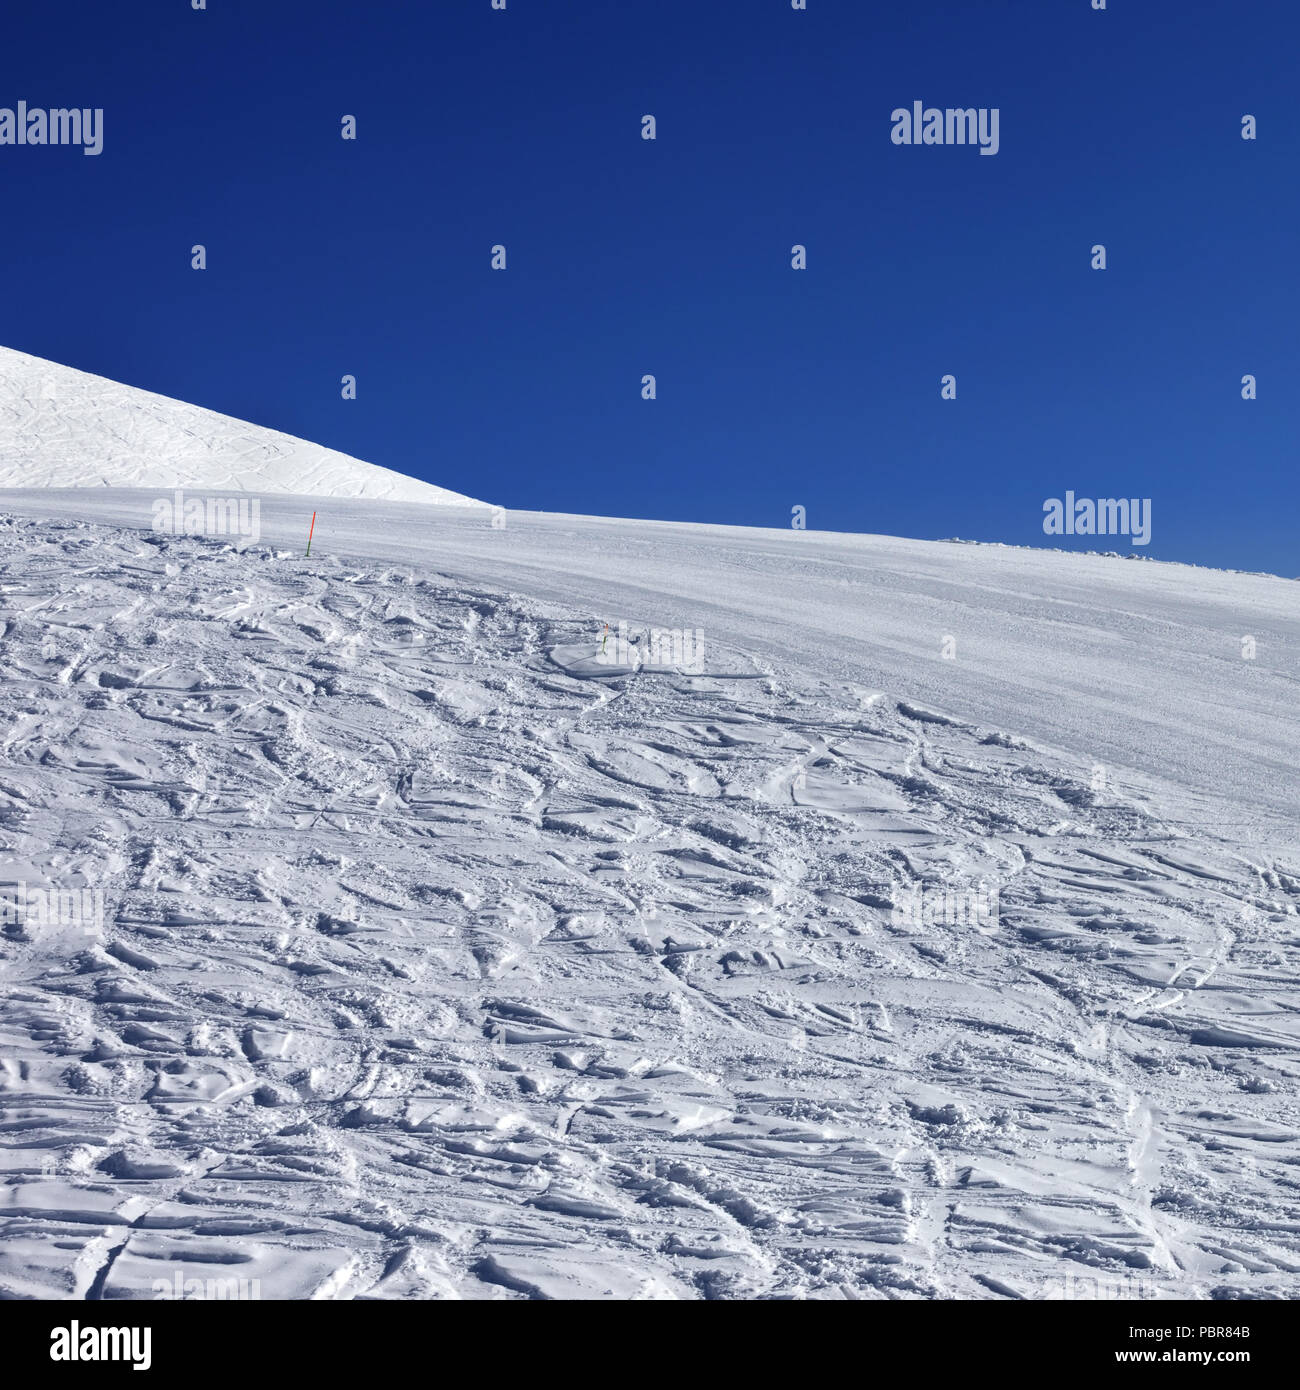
[2,511,1299,1301]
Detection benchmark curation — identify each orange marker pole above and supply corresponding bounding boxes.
[305,511,317,557]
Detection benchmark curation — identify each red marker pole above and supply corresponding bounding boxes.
[305,511,317,557]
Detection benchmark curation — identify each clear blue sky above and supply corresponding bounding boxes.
[1,1,1294,573]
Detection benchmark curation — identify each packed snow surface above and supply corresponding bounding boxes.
[1,487,1298,1301]
[0,346,485,505]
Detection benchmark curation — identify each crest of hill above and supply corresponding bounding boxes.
[0,346,485,506]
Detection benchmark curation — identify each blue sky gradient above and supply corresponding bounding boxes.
[1,1,1294,573]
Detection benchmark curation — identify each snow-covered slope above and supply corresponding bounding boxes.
[0,346,484,505]
[0,489,1297,1301]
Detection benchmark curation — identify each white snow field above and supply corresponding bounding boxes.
[0,346,486,506]
[1,362,1299,1302]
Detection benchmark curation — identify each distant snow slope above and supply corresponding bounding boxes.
[0,491,1297,1301]
[0,346,484,505]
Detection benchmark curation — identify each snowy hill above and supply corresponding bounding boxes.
[0,319,1298,1308]
[0,346,484,505]
[0,487,1297,1301]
